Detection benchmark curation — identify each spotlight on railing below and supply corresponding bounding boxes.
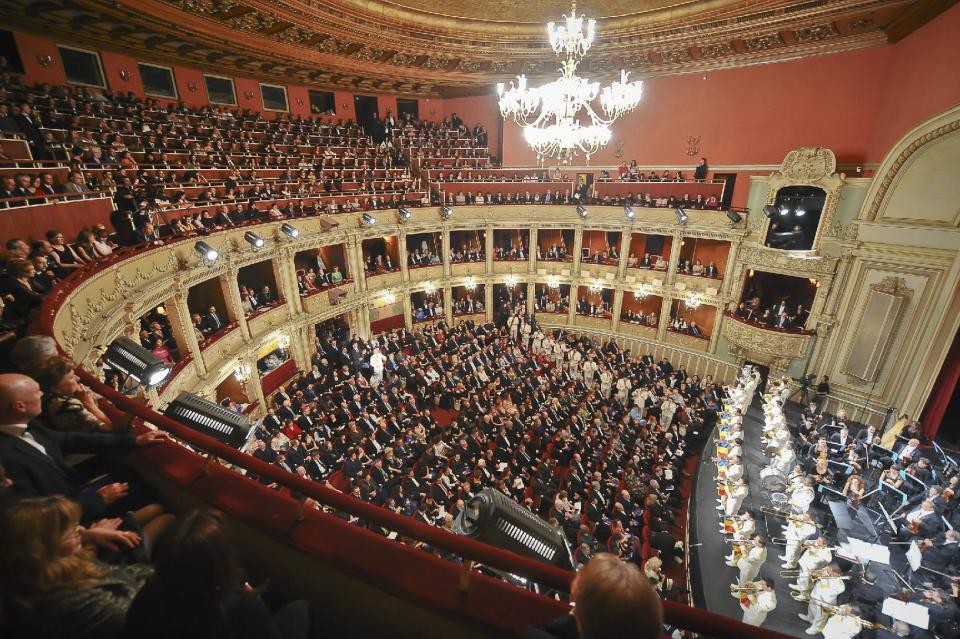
[440,206,454,220]
[726,210,743,225]
[397,207,412,223]
[280,223,300,238]
[244,231,265,249]
[194,241,219,262]
[675,207,689,225]
[762,204,778,219]
[453,488,574,571]
[163,391,255,450]
[362,212,377,226]
[576,205,588,219]
[624,205,636,221]
[102,336,171,388]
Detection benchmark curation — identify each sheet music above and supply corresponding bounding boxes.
[837,538,890,564]
[906,541,922,571]
[881,597,929,629]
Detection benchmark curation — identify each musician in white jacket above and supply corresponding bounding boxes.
[737,536,767,584]
[790,537,833,594]
[801,564,846,633]
[781,513,817,568]
[740,579,778,627]
[818,603,863,639]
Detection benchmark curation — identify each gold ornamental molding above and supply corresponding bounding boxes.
[862,106,960,223]
[759,146,846,253]
[721,316,811,373]
[736,245,838,278]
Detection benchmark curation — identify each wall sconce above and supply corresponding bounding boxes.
[119,70,131,82]
[342,102,350,111]
[634,284,651,300]
[548,275,560,289]
[187,82,198,93]
[383,291,397,305]
[424,281,435,294]
[465,277,477,291]
[36,54,52,67]
[505,275,518,289]
[244,90,254,100]
[588,280,603,294]
[685,292,704,310]
[296,97,304,106]
[277,334,291,350]
[233,363,252,383]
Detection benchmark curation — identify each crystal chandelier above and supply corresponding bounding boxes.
[497,3,643,164]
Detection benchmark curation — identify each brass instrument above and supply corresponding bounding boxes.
[780,569,801,577]
[760,507,811,523]
[808,598,893,631]
[724,538,750,544]
[769,538,835,549]
[730,582,763,593]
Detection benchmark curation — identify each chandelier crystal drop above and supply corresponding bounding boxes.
[496,3,643,164]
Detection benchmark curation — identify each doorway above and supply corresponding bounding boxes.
[353,94,381,140]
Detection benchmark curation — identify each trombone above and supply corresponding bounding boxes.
[799,597,893,631]
[760,507,812,523]
[730,582,763,594]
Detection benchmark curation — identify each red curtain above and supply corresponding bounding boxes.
[921,327,960,439]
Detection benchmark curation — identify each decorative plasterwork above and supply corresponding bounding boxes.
[863,109,960,222]
[736,245,838,278]
[760,147,846,253]
[794,24,840,43]
[743,33,784,51]
[722,318,810,371]
[660,49,692,64]
[840,276,913,386]
[700,42,734,58]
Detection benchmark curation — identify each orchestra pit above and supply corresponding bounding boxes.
[2,1,960,638]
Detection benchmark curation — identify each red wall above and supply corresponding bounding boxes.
[443,94,502,159]
[499,3,960,168]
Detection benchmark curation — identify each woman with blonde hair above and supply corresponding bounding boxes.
[0,496,153,639]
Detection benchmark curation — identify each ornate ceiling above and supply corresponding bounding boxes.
[1,0,954,97]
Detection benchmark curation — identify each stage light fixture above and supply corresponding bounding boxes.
[243,231,265,249]
[280,223,300,238]
[762,204,778,219]
[102,336,171,388]
[194,241,219,262]
[726,210,743,225]
[440,206,454,219]
[362,212,377,226]
[779,207,789,216]
[453,488,573,571]
[675,208,689,225]
[576,205,588,219]
[795,208,806,217]
[163,391,255,449]
[624,205,636,221]
[397,208,412,223]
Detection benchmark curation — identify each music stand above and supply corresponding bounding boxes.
[877,501,898,535]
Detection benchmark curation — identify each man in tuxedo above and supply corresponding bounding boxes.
[38,173,59,196]
[0,373,168,521]
[203,305,226,333]
[258,285,277,306]
[14,103,49,159]
[133,221,163,246]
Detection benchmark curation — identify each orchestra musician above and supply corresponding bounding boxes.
[719,477,749,518]
[818,603,864,639]
[781,512,818,569]
[790,536,834,595]
[734,579,777,627]
[898,499,941,540]
[790,476,817,514]
[737,536,768,584]
[800,564,846,634]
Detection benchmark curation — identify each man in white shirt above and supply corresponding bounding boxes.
[800,564,846,634]
[740,579,777,627]
[737,536,768,584]
[369,348,386,388]
[818,603,863,639]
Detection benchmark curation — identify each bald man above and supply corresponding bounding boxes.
[525,553,663,639]
[0,373,167,520]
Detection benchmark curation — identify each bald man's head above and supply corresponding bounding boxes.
[572,553,663,639]
[0,374,43,425]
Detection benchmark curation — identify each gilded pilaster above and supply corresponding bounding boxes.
[441,225,451,278]
[398,229,410,282]
[219,272,251,340]
[169,289,207,376]
[657,296,671,341]
[666,230,682,284]
[571,227,583,276]
[402,294,413,329]
[611,288,623,332]
[443,286,453,324]
[528,226,538,274]
[617,229,632,279]
[485,223,494,274]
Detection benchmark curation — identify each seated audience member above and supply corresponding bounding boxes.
[32,355,123,433]
[125,509,310,639]
[525,553,663,639]
[0,496,155,639]
[0,373,168,522]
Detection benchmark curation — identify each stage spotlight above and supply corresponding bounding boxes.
[453,488,574,571]
[397,207,412,222]
[726,210,743,225]
[102,336,171,388]
[795,208,806,216]
[362,212,377,226]
[576,205,588,219]
[163,391,255,449]
[280,223,300,238]
[762,204,778,219]
[624,205,636,221]
[243,231,264,249]
[675,208,689,225]
[194,241,219,262]
[779,207,789,216]
[440,206,454,220]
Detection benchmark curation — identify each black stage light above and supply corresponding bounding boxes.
[102,336,171,388]
[194,241,219,262]
[726,210,743,224]
[624,205,636,221]
[362,212,377,226]
[675,208,689,225]
[762,204,778,219]
[440,206,454,219]
[244,231,265,248]
[397,207,412,222]
[163,391,256,449]
[576,205,588,219]
[280,223,300,238]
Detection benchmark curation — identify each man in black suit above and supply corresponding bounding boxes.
[14,103,49,159]
[203,305,226,333]
[258,285,277,306]
[0,373,168,521]
[133,221,162,246]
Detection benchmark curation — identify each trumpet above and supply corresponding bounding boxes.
[809,599,893,631]
[730,582,762,593]
[723,538,750,544]
[770,538,836,549]
[760,507,812,523]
